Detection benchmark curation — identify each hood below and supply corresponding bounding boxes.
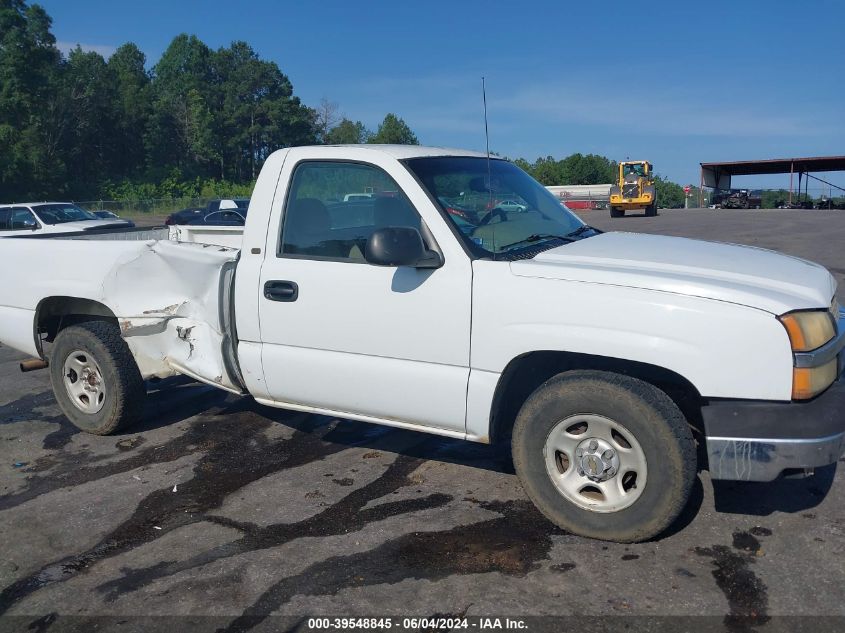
[511,232,836,315]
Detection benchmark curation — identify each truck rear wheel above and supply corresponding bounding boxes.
[50,321,145,435]
[610,207,624,218]
[511,370,695,542]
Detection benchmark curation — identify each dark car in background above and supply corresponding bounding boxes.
[185,209,246,226]
[165,199,249,225]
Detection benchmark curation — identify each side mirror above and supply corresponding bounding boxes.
[364,227,442,269]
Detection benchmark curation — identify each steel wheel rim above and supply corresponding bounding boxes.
[63,350,107,414]
[543,414,647,513]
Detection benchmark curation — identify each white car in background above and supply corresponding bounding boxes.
[495,199,528,213]
[0,202,134,237]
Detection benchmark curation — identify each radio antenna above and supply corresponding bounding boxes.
[482,76,492,209]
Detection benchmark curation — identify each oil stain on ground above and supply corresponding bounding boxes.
[695,526,773,630]
[0,397,400,614]
[221,500,562,633]
[96,450,453,601]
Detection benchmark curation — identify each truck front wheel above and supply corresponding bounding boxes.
[512,370,695,542]
[50,321,146,435]
[610,207,624,218]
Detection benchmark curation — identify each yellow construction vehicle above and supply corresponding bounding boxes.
[609,161,657,217]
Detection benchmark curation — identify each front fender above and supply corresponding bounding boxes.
[470,260,794,402]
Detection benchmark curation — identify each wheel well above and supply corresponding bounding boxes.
[488,351,704,445]
[35,297,118,356]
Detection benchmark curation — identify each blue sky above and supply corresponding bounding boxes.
[41,0,845,189]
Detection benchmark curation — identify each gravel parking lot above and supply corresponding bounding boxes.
[1,208,844,631]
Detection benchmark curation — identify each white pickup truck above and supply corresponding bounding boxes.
[1,145,843,542]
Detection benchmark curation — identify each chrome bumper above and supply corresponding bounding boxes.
[707,432,845,482]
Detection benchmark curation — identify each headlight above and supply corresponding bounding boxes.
[778,310,835,352]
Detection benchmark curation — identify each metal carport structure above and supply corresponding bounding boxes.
[699,155,845,206]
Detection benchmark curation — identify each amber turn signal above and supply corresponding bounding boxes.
[792,360,838,400]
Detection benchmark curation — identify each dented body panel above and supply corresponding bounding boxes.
[0,237,242,391]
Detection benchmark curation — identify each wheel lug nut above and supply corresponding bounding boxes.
[603,450,614,460]
[588,440,598,451]
[607,467,616,476]
[575,448,583,457]
[577,468,585,476]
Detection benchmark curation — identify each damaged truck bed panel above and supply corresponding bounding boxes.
[0,237,242,391]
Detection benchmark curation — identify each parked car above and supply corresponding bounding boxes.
[495,199,529,213]
[92,210,135,228]
[164,207,204,225]
[0,202,133,237]
[165,199,249,225]
[1,145,843,543]
[186,210,246,226]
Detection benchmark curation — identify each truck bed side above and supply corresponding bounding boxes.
[0,237,242,392]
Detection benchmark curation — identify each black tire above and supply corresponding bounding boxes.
[50,321,145,435]
[610,207,624,218]
[645,203,657,217]
[512,370,695,542]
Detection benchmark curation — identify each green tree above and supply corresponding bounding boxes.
[0,0,62,199]
[214,40,316,180]
[57,47,123,196]
[325,118,371,144]
[107,43,151,179]
[653,175,685,208]
[369,113,418,144]
[146,34,214,178]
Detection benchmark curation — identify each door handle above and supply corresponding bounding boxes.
[264,280,298,302]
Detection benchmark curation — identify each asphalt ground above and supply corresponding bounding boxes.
[1,208,844,632]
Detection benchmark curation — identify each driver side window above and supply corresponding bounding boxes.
[279,161,422,262]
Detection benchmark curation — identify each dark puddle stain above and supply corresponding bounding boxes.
[97,451,452,602]
[221,500,561,633]
[0,399,393,614]
[0,389,229,492]
[0,390,78,451]
[115,436,146,452]
[41,419,81,451]
[26,612,58,633]
[0,391,56,426]
[694,544,769,630]
[621,554,639,561]
[731,531,761,553]
[332,478,354,486]
[748,526,772,537]
[551,562,576,573]
[675,568,696,578]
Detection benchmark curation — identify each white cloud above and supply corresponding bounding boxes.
[56,40,117,59]
[333,72,839,140]
[490,83,831,138]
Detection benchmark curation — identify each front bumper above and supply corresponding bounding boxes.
[703,375,845,482]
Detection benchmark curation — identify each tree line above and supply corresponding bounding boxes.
[1,0,687,205]
[0,0,420,201]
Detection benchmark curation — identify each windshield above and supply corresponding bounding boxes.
[623,163,645,178]
[404,157,590,258]
[35,204,99,225]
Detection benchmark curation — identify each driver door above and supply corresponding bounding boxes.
[257,157,473,435]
